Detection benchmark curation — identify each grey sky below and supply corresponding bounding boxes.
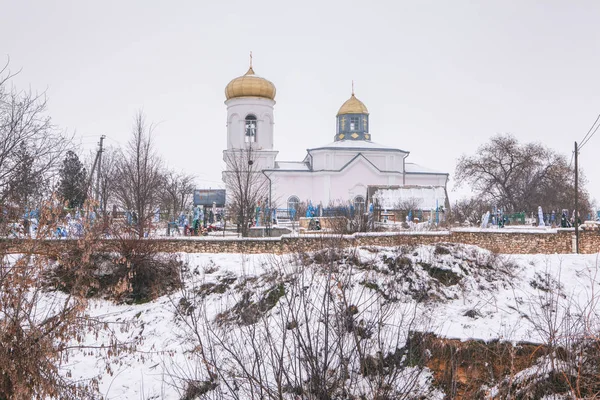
[2,0,600,205]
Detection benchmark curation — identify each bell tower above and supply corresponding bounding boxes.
[223,55,278,170]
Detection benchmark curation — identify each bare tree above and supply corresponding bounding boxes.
[0,59,71,210]
[455,134,590,213]
[160,170,195,221]
[395,197,422,212]
[96,145,118,217]
[449,197,491,225]
[0,199,136,399]
[223,145,269,237]
[113,112,163,238]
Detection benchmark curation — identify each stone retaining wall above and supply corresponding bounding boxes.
[2,229,600,255]
[298,217,346,230]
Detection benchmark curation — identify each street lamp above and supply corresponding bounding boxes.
[262,170,272,236]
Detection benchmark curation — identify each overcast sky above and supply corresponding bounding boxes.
[2,0,600,205]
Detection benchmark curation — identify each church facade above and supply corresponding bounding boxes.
[222,62,449,213]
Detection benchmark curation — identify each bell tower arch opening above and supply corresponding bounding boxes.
[245,114,257,143]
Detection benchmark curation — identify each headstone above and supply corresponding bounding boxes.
[481,211,490,229]
[538,206,545,227]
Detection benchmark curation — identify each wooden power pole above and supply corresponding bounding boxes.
[95,135,105,201]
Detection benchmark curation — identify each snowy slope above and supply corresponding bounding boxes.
[57,245,600,399]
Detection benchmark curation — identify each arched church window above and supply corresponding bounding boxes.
[245,114,257,143]
[353,195,365,214]
[287,196,300,220]
[287,196,300,214]
[350,116,359,131]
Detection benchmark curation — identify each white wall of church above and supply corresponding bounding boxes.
[269,172,313,206]
[269,167,448,210]
[271,161,406,208]
[309,150,404,173]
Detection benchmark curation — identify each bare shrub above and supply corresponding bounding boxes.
[171,244,437,399]
[45,221,182,304]
[108,235,182,303]
[395,197,422,214]
[0,61,148,399]
[498,258,600,399]
[448,197,491,226]
[0,203,135,399]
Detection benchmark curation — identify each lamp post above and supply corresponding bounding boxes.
[262,170,272,236]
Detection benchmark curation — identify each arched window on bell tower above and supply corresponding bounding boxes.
[245,114,257,143]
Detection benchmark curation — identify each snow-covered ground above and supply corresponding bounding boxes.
[53,246,600,399]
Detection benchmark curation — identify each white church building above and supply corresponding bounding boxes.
[222,61,449,213]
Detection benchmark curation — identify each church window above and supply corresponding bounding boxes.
[353,195,365,214]
[350,116,359,131]
[245,114,257,142]
[287,196,300,219]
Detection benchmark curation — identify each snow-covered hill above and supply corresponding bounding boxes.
[61,244,600,399]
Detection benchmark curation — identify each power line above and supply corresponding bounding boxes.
[579,123,600,150]
[103,135,122,143]
[579,113,600,151]
[579,113,600,144]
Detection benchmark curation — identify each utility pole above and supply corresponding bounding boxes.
[95,135,105,202]
[86,151,100,197]
[574,141,579,254]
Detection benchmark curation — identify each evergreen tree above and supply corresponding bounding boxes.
[58,150,87,209]
[7,142,42,208]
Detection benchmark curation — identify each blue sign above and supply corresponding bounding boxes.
[194,189,226,207]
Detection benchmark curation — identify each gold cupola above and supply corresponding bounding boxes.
[225,55,276,101]
[335,83,370,141]
[336,93,369,116]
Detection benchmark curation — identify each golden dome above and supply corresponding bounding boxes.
[337,93,369,116]
[225,66,276,101]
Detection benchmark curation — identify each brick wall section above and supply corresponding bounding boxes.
[450,231,573,254]
[2,230,600,255]
[298,217,346,230]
